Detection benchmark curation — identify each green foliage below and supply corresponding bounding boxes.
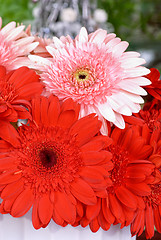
[0,0,33,25]
[98,0,161,41]
[98,0,136,36]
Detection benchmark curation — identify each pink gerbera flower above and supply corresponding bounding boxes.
[29,27,151,133]
[0,17,38,71]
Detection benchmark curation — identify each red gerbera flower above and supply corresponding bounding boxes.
[131,138,161,239]
[0,65,43,145]
[0,96,113,229]
[80,126,154,233]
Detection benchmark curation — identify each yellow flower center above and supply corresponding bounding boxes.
[71,68,95,88]
[74,69,89,82]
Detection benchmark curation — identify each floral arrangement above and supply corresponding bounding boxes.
[0,17,161,240]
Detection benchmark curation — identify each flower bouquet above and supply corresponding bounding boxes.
[0,17,161,240]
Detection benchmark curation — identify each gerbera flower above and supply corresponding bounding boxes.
[0,96,113,229]
[0,65,43,145]
[131,138,161,239]
[0,17,38,71]
[80,126,154,233]
[29,27,151,133]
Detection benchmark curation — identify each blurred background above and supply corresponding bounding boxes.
[0,0,161,71]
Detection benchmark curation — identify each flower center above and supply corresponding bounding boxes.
[75,70,89,81]
[107,145,129,193]
[39,149,57,168]
[71,68,95,88]
[17,126,83,194]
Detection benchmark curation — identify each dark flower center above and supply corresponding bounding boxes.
[39,149,57,168]
[79,74,86,80]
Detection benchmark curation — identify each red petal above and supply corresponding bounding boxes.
[127,163,154,177]
[58,110,77,129]
[17,82,43,100]
[69,114,101,146]
[136,145,153,159]
[52,208,65,226]
[145,205,154,239]
[79,166,104,183]
[60,98,79,122]
[123,115,144,126]
[40,96,49,125]
[126,182,151,196]
[32,200,43,229]
[128,137,145,155]
[12,105,31,120]
[0,140,11,149]
[80,216,90,228]
[38,194,53,225]
[147,89,161,100]
[89,180,111,192]
[98,210,111,231]
[86,198,101,220]
[89,217,100,233]
[81,135,113,152]
[1,179,24,199]
[61,99,79,114]
[31,97,41,125]
[131,209,144,236]
[0,120,20,147]
[70,178,97,205]
[146,68,160,83]
[82,151,112,166]
[76,200,84,218]
[3,191,22,212]
[0,104,7,113]
[54,191,76,224]
[115,186,137,209]
[154,207,161,232]
[141,124,151,144]
[48,95,60,125]
[11,187,34,217]
[108,193,125,222]
[102,198,115,224]
[0,65,6,78]
[119,128,133,150]
[9,67,30,87]
[0,169,21,184]
[12,99,31,109]
[0,156,16,170]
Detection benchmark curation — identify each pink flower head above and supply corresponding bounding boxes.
[29,28,151,133]
[0,17,38,71]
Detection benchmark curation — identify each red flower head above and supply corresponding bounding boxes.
[131,137,161,239]
[80,126,154,233]
[0,65,43,144]
[0,96,113,229]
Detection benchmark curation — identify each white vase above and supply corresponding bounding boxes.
[0,210,136,240]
